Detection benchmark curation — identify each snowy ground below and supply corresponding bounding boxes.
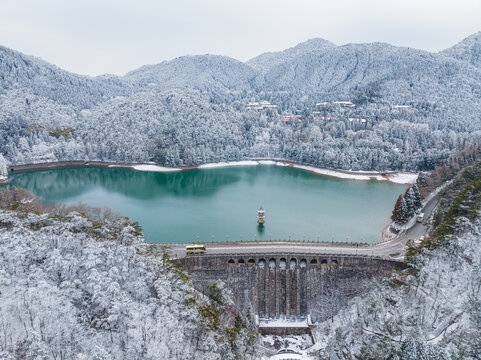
[131,164,181,172]
[293,164,417,184]
[258,318,309,328]
[109,164,181,172]
[386,172,418,184]
[198,160,260,168]
[261,334,314,360]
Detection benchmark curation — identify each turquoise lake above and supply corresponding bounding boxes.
[3,166,407,244]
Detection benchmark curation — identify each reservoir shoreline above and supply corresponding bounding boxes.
[7,159,417,184]
[5,165,408,244]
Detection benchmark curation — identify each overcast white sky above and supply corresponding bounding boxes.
[0,0,480,76]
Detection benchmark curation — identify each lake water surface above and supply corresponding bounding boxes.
[4,166,407,244]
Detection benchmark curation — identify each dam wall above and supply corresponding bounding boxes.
[175,254,402,322]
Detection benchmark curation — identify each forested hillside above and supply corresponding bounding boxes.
[1,32,481,171]
[310,160,481,359]
[441,32,481,69]
[0,188,258,359]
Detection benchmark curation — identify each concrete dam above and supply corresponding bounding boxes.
[175,253,403,323]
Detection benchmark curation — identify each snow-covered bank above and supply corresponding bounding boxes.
[293,164,417,184]
[198,160,260,169]
[16,159,417,184]
[134,160,418,184]
[197,160,417,184]
[386,172,418,184]
[108,164,181,172]
[131,164,181,172]
[258,160,290,167]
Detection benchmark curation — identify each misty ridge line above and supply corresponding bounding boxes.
[0,31,478,78]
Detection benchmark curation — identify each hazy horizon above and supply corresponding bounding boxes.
[1,0,480,76]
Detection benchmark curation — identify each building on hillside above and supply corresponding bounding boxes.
[348,118,367,123]
[282,116,302,123]
[333,101,355,108]
[246,101,277,110]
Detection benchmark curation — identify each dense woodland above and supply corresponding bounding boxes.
[0,188,258,359]
[2,157,481,358]
[312,159,481,359]
[1,32,481,171]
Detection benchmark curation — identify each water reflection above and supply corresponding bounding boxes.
[5,165,407,244]
[257,224,265,236]
[9,166,250,202]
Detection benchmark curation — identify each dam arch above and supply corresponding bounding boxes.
[175,253,403,322]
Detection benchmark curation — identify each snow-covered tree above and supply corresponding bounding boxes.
[412,183,422,209]
[392,195,411,224]
[0,194,259,359]
[0,153,7,178]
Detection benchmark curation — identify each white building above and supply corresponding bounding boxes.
[246,101,277,110]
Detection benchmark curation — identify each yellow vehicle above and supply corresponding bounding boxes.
[185,244,206,255]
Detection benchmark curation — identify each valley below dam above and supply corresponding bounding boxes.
[3,165,408,244]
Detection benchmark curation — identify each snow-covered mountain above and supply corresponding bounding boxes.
[1,32,481,172]
[310,160,481,359]
[246,38,335,73]
[125,54,256,92]
[254,41,481,107]
[313,218,481,358]
[441,31,481,69]
[0,46,131,108]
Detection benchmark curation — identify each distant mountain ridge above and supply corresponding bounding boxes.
[1,33,480,100]
[0,45,131,108]
[246,38,335,73]
[440,31,481,69]
[124,54,257,92]
[1,32,481,171]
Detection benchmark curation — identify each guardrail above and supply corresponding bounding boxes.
[163,239,373,247]
[175,252,387,260]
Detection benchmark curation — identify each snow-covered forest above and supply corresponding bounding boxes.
[0,189,258,359]
[312,218,481,358]
[312,216,481,359]
[1,32,481,171]
[2,158,481,359]
[309,159,481,359]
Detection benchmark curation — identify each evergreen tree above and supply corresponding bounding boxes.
[399,197,410,223]
[405,187,416,218]
[412,184,422,209]
[392,195,411,224]
[392,195,404,223]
